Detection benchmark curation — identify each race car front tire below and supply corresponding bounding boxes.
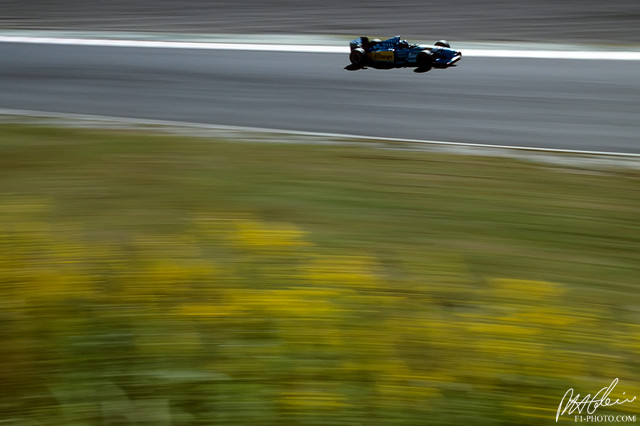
[349,48,366,66]
[416,51,433,70]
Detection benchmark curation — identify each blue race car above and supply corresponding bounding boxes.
[346,36,462,73]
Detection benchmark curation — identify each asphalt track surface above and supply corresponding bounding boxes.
[1,41,639,154]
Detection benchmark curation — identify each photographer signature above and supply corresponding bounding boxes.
[556,378,636,422]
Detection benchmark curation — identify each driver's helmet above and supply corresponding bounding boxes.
[398,40,409,48]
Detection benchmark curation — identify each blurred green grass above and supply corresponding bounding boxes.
[1,124,636,294]
[0,123,638,425]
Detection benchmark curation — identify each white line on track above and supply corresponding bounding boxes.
[465,49,640,60]
[1,35,640,60]
[1,108,639,158]
[0,35,346,53]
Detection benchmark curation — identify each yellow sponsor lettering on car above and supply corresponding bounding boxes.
[368,50,394,62]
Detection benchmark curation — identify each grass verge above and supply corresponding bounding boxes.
[1,123,638,424]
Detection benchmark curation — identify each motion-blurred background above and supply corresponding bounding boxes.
[2,0,640,43]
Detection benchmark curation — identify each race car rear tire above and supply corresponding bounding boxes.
[349,48,366,66]
[416,51,433,70]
